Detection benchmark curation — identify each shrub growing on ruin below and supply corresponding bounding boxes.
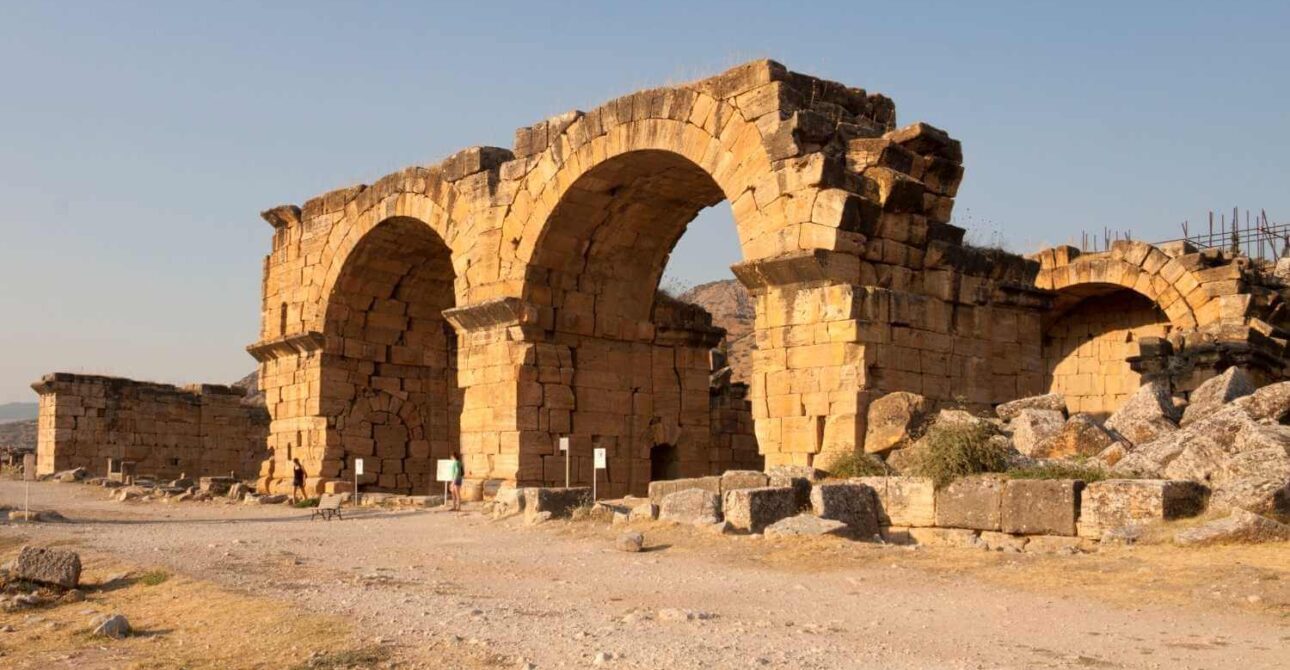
[908,421,1008,488]
[822,451,888,478]
[1007,461,1109,483]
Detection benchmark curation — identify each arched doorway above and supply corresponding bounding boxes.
[1042,284,1170,417]
[320,216,460,493]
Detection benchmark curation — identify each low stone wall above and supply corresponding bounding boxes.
[31,373,269,480]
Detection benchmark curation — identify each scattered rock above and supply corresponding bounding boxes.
[54,467,87,483]
[91,613,131,639]
[628,502,657,522]
[526,511,553,526]
[15,546,81,589]
[1239,381,1290,422]
[996,393,1066,422]
[979,530,1028,553]
[614,531,644,553]
[657,608,714,622]
[1174,508,1290,546]
[258,494,288,504]
[1037,413,1119,460]
[1181,367,1254,426]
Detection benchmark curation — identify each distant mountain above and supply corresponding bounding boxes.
[0,402,38,423]
[0,419,37,454]
[233,371,265,406]
[679,279,755,384]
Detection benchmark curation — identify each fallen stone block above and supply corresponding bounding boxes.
[855,476,936,527]
[492,487,529,518]
[1105,382,1179,446]
[522,487,590,523]
[1211,445,1290,517]
[16,546,81,589]
[629,502,658,522]
[1001,479,1082,536]
[659,489,721,525]
[615,531,645,552]
[1077,479,1206,539]
[879,526,914,545]
[258,494,288,505]
[996,393,1066,421]
[1181,367,1254,426]
[764,514,850,538]
[1038,413,1119,460]
[934,475,1005,531]
[723,487,797,533]
[647,477,721,505]
[199,476,237,496]
[864,391,928,453]
[1239,380,1290,422]
[54,467,87,483]
[720,470,769,493]
[1010,409,1065,457]
[906,527,984,549]
[1173,509,1290,546]
[810,482,880,539]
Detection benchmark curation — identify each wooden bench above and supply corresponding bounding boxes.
[310,494,344,521]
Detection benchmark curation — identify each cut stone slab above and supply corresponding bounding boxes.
[766,469,814,511]
[996,393,1066,422]
[1181,367,1254,426]
[856,476,936,527]
[1239,381,1290,423]
[764,514,850,538]
[1105,382,1180,446]
[723,487,797,533]
[199,476,237,496]
[492,487,529,518]
[864,391,928,453]
[1077,479,1207,539]
[1001,479,1081,536]
[1173,508,1290,546]
[720,470,769,493]
[658,489,721,525]
[809,482,880,539]
[1010,409,1066,457]
[647,477,721,505]
[16,546,81,589]
[523,487,589,523]
[1213,447,1290,516]
[1038,413,1118,460]
[934,475,1005,531]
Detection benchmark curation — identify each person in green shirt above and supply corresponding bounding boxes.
[449,452,463,511]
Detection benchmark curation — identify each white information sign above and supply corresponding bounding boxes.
[436,459,456,482]
[354,458,364,476]
[593,448,606,470]
[558,436,570,452]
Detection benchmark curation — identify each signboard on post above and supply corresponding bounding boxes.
[559,436,570,487]
[592,447,606,500]
[436,459,455,504]
[354,458,365,476]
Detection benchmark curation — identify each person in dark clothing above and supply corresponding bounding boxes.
[291,458,307,503]
[449,452,463,511]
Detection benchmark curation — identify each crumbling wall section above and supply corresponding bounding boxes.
[31,373,268,480]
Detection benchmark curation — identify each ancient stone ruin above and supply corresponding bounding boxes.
[30,373,268,480]
[30,60,1290,510]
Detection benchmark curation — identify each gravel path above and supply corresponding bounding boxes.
[3,480,1288,669]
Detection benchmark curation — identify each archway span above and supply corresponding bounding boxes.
[319,216,460,493]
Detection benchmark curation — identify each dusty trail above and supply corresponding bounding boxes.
[3,480,1288,669]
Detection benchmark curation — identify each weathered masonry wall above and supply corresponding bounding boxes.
[31,373,269,480]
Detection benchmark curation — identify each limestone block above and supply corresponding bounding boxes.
[995,393,1066,421]
[1010,409,1065,457]
[1077,479,1206,538]
[1213,444,1290,517]
[647,476,721,505]
[764,514,850,538]
[934,475,1005,531]
[723,487,797,533]
[906,527,983,549]
[1037,413,1118,460]
[1240,381,1290,423]
[809,482,880,539]
[1023,535,1086,554]
[979,530,1028,552]
[1104,382,1179,447]
[658,489,722,525]
[1180,367,1254,427]
[16,545,82,589]
[855,476,936,527]
[1173,508,1290,546]
[1001,479,1081,536]
[720,470,769,493]
[522,487,590,523]
[863,391,928,454]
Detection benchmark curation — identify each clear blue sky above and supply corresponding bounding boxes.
[1,1,1287,403]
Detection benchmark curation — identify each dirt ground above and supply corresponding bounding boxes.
[1,480,1287,669]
